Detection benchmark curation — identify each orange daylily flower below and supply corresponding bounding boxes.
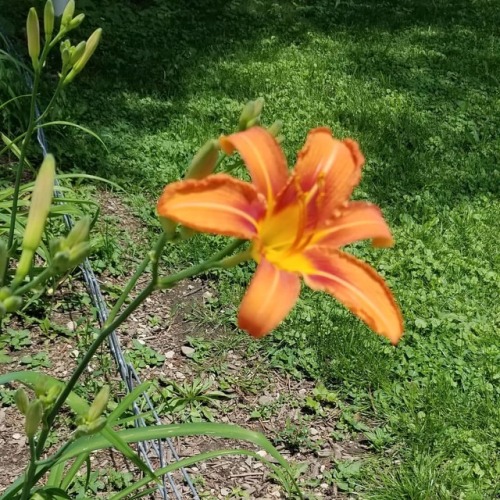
[157,127,403,344]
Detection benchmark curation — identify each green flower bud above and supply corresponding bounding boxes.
[70,40,86,66]
[15,388,30,415]
[43,384,61,406]
[267,120,283,137]
[61,0,75,28]
[73,423,89,439]
[238,100,255,131]
[25,400,44,438]
[87,385,109,422]
[252,97,265,118]
[87,416,107,434]
[3,295,22,313]
[34,375,50,398]
[14,155,55,285]
[67,241,90,267]
[53,249,71,272]
[27,8,40,69]
[65,216,91,248]
[49,236,64,256]
[44,0,55,40]
[158,217,177,240]
[185,139,220,180]
[68,13,85,30]
[74,416,106,438]
[0,286,10,301]
[64,28,102,85]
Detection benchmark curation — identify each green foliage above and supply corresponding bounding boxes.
[154,377,231,422]
[20,351,51,368]
[125,339,165,369]
[0,327,31,350]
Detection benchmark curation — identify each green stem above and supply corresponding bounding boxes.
[7,37,52,251]
[20,438,37,500]
[7,74,40,250]
[35,80,64,125]
[35,280,157,459]
[158,239,245,289]
[33,237,243,462]
[105,253,151,326]
[34,234,167,458]
[11,266,55,295]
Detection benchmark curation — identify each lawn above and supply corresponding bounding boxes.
[1,0,499,497]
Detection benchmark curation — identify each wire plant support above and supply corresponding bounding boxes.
[0,30,200,500]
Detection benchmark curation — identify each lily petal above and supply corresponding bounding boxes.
[294,128,365,221]
[238,258,301,337]
[303,248,403,344]
[157,174,265,239]
[220,127,289,202]
[312,202,394,248]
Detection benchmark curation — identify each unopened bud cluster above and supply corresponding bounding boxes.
[25,0,102,83]
[14,385,51,439]
[74,385,109,438]
[0,287,23,318]
[50,217,91,272]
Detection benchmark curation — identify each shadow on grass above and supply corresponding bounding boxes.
[3,0,498,202]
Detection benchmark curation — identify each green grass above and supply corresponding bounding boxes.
[3,0,500,497]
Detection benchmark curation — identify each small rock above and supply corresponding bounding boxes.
[202,291,213,300]
[256,450,267,458]
[220,488,230,496]
[310,427,319,435]
[258,395,274,405]
[181,346,195,358]
[66,321,77,332]
[71,349,79,358]
[12,433,22,440]
[175,372,186,380]
[320,483,329,489]
[165,350,175,359]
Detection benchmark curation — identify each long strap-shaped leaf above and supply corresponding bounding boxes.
[110,448,293,500]
[0,371,157,495]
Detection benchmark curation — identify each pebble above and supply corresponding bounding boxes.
[66,320,77,332]
[220,487,230,496]
[310,427,319,435]
[320,483,329,489]
[175,372,185,380]
[12,433,22,440]
[258,395,274,405]
[181,346,195,358]
[165,350,175,359]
